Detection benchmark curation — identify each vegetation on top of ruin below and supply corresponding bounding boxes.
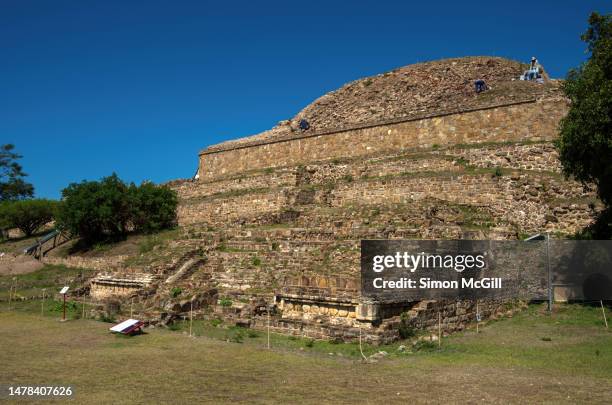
[207,56,562,152]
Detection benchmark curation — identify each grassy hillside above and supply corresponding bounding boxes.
[0,264,92,300]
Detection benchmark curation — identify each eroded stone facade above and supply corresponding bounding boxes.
[149,94,598,342]
[199,99,567,180]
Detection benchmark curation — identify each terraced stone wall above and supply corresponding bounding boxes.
[176,142,596,237]
[198,98,568,180]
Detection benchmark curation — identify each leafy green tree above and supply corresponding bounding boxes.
[557,12,612,238]
[0,144,34,201]
[56,174,177,243]
[56,174,133,242]
[129,181,178,233]
[0,199,58,237]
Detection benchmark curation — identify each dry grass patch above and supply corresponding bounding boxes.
[1,303,611,404]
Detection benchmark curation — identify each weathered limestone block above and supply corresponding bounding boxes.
[356,301,381,321]
[197,99,567,181]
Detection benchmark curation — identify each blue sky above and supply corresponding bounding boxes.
[1,0,610,199]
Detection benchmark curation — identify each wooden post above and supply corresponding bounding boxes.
[601,300,608,329]
[41,289,45,316]
[62,293,66,321]
[437,311,441,348]
[267,305,271,350]
[476,300,479,334]
[189,300,193,337]
[359,324,367,361]
[8,279,16,311]
[8,285,12,311]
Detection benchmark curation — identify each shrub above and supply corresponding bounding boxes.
[413,340,437,352]
[219,297,232,307]
[0,199,58,236]
[399,312,417,339]
[226,327,245,343]
[455,157,468,166]
[398,323,416,339]
[494,167,503,177]
[56,174,133,243]
[50,300,78,312]
[100,314,116,323]
[251,256,261,266]
[247,329,260,338]
[305,339,315,348]
[210,318,223,327]
[129,182,177,234]
[170,287,182,298]
[167,322,182,331]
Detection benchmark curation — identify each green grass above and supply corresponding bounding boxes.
[0,264,93,300]
[166,319,388,358]
[3,297,88,319]
[1,303,611,403]
[418,304,612,379]
[118,302,612,373]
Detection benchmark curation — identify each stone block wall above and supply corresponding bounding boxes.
[122,95,598,342]
[43,255,128,272]
[199,98,568,180]
[90,274,156,300]
[174,160,594,236]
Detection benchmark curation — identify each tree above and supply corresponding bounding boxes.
[0,199,58,237]
[130,182,178,233]
[56,174,177,243]
[556,12,612,238]
[0,144,34,201]
[56,174,133,243]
